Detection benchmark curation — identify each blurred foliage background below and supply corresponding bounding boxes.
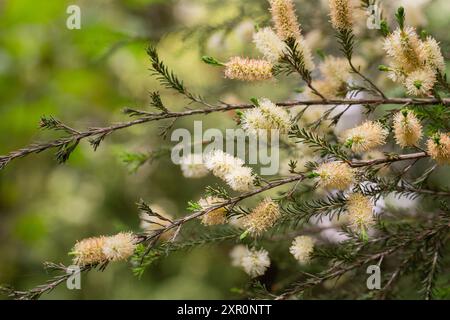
[1,0,450,299]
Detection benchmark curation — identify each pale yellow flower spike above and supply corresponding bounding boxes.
[72,236,107,266]
[329,0,353,31]
[224,57,273,82]
[346,193,375,235]
[243,198,281,236]
[268,0,315,71]
[315,161,355,191]
[198,197,228,226]
[289,235,315,264]
[427,133,450,165]
[342,121,388,153]
[393,110,423,148]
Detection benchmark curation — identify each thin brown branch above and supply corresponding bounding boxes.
[1,98,448,170]
[349,152,429,168]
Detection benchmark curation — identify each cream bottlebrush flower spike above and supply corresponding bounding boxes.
[342,121,388,153]
[179,153,208,178]
[224,165,254,192]
[72,232,137,266]
[72,236,107,266]
[198,196,228,226]
[240,247,271,278]
[305,56,354,99]
[427,133,450,165]
[253,27,287,63]
[224,57,273,81]
[230,245,250,267]
[241,98,292,135]
[404,68,437,97]
[328,0,353,31]
[290,235,315,264]
[319,56,353,88]
[102,232,137,262]
[243,198,281,236]
[393,110,423,148]
[204,149,244,179]
[382,9,445,96]
[204,150,254,192]
[346,193,375,235]
[420,36,446,74]
[314,161,355,191]
[383,27,423,77]
[269,0,315,71]
[269,0,302,40]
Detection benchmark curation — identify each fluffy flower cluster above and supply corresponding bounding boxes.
[179,154,208,178]
[269,0,301,40]
[241,98,292,135]
[231,246,271,278]
[204,150,254,192]
[320,56,353,89]
[243,198,281,236]
[383,27,445,96]
[102,232,137,262]
[404,68,437,96]
[223,0,314,82]
[230,245,250,266]
[393,110,423,148]
[342,121,388,153]
[72,232,137,266]
[328,0,353,31]
[289,235,315,264]
[427,133,450,165]
[269,0,315,71]
[421,37,446,73]
[224,57,273,81]
[346,193,375,234]
[253,27,287,63]
[308,56,354,98]
[315,161,355,191]
[198,196,228,226]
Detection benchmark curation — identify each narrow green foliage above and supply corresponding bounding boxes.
[187,200,202,212]
[289,125,348,161]
[56,139,79,164]
[205,185,230,199]
[147,46,203,103]
[132,228,240,277]
[380,20,390,37]
[149,92,168,113]
[275,38,312,84]
[282,193,348,225]
[337,29,355,61]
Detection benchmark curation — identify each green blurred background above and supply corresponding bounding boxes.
[1,0,450,299]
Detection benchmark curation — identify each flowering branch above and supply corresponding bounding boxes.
[1,98,448,170]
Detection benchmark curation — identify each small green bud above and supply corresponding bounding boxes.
[202,56,224,66]
[413,80,423,90]
[240,229,250,240]
[378,65,390,72]
[395,7,405,30]
[306,172,320,179]
[250,97,260,107]
[380,20,390,37]
[345,138,354,149]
